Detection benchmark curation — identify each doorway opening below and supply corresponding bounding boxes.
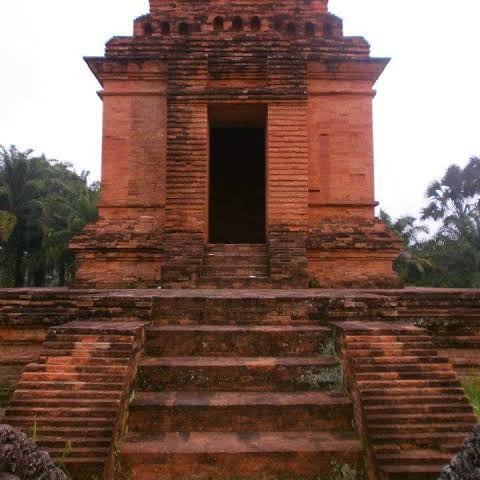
[209,104,266,244]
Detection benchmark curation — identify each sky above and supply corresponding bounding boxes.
[0,0,479,220]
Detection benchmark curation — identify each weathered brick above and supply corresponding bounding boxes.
[70,0,402,288]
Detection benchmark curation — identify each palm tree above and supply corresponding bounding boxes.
[380,210,429,246]
[421,157,480,274]
[422,157,480,224]
[0,146,46,287]
[380,210,433,281]
[39,174,99,285]
[0,145,100,287]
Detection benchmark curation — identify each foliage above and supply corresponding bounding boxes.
[384,156,480,288]
[463,374,480,419]
[31,420,37,445]
[317,459,366,480]
[0,145,99,287]
[380,210,433,283]
[56,441,72,477]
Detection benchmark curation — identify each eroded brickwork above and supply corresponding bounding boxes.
[71,0,402,288]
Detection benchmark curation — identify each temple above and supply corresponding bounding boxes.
[2,3,478,479]
[70,0,402,288]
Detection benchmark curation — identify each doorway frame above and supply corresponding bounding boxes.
[206,103,268,244]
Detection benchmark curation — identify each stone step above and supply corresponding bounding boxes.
[204,254,268,266]
[9,397,121,409]
[367,422,474,435]
[12,389,123,400]
[347,341,435,351]
[137,356,340,392]
[48,446,109,459]
[351,356,449,365]
[20,371,126,383]
[335,324,424,336]
[198,277,272,288]
[46,334,136,344]
[17,380,125,391]
[5,406,118,418]
[364,403,473,415]
[128,391,353,432]
[37,436,112,448]
[52,458,105,480]
[435,335,480,347]
[43,341,134,351]
[6,415,115,428]
[355,371,457,381]
[51,321,146,336]
[365,412,476,424]
[353,363,453,373]
[360,386,465,397]
[357,379,461,390]
[200,265,269,277]
[120,431,362,480]
[16,425,114,436]
[41,348,132,359]
[371,432,469,450]
[145,325,332,356]
[205,244,267,254]
[448,354,480,368]
[379,464,445,480]
[362,394,468,406]
[336,321,476,480]
[25,363,129,375]
[345,335,432,343]
[44,355,130,366]
[377,449,452,466]
[349,349,439,358]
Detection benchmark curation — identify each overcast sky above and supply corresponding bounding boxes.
[1,0,479,220]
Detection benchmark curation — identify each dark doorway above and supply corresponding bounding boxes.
[209,121,266,244]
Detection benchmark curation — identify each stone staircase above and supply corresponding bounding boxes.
[429,326,480,380]
[198,244,271,287]
[0,329,44,416]
[335,321,477,480]
[120,316,363,478]
[0,289,81,327]
[4,320,146,480]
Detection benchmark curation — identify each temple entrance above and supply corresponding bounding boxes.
[208,105,266,244]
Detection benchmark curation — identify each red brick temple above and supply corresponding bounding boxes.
[3,3,477,480]
[70,0,403,289]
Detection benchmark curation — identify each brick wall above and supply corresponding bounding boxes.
[267,103,309,285]
[70,0,401,288]
[305,59,402,287]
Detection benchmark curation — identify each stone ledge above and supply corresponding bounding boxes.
[307,218,403,252]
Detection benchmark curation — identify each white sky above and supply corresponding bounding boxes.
[1,0,479,220]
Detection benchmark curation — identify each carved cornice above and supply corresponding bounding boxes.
[307,58,389,82]
[85,57,167,85]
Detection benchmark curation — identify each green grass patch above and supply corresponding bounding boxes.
[462,374,480,419]
[0,386,13,408]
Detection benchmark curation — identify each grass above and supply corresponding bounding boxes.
[462,373,480,419]
[316,459,367,480]
[0,380,13,408]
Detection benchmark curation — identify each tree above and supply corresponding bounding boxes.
[39,167,99,285]
[0,145,99,287]
[0,146,46,287]
[380,210,433,283]
[422,157,480,224]
[421,157,480,286]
